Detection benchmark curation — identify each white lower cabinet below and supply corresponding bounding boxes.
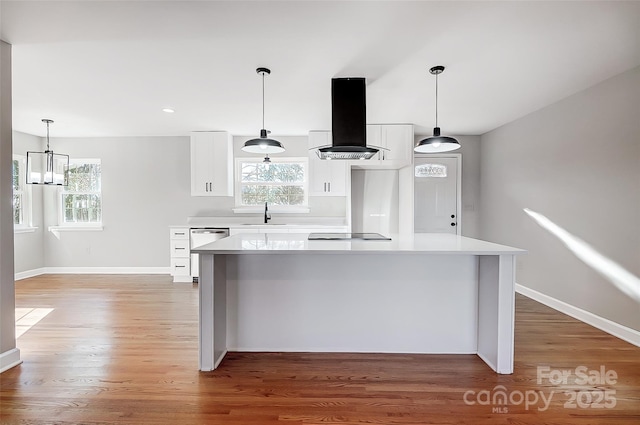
[172,226,348,281]
[169,227,192,283]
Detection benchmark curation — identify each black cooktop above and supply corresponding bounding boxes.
[308,233,391,241]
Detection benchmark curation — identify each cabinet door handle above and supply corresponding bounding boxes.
[175,232,185,236]
[175,247,186,250]
[175,265,186,268]
[323,182,327,192]
[327,182,331,192]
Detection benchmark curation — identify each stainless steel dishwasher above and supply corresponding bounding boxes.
[190,228,229,282]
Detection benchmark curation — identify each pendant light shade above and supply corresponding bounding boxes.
[242,67,285,154]
[26,119,69,185]
[415,65,460,153]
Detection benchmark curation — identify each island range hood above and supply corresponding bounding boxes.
[317,78,378,160]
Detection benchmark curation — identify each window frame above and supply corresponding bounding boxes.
[58,158,103,228]
[13,154,35,231]
[234,157,309,212]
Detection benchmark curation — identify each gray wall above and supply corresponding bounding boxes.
[9,135,346,269]
[1,40,17,363]
[457,135,481,238]
[12,131,44,274]
[480,66,640,331]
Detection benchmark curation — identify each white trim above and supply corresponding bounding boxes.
[14,226,38,234]
[48,225,103,232]
[16,267,170,277]
[0,348,22,373]
[44,267,171,275]
[12,154,33,228]
[516,283,640,348]
[15,268,47,281]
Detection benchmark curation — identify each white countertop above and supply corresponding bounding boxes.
[192,233,525,256]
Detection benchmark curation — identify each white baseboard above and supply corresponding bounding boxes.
[516,283,640,348]
[15,268,46,281]
[15,267,171,280]
[0,348,22,373]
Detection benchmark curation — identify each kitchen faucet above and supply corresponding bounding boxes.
[264,202,271,224]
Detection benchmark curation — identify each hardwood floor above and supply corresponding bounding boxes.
[1,274,639,424]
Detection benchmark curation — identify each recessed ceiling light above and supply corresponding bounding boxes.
[162,108,175,113]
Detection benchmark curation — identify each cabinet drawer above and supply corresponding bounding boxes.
[171,258,191,276]
[170,239,190,257]
[170,228,189,239]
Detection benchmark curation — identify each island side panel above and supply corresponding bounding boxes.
[477,255,515,374]
[225,253,479,354]
[496,254,515,373]
[199,253,228,371]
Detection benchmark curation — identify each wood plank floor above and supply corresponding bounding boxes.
[1,274,639,424]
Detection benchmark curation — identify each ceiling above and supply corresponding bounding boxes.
[2,1,640,138]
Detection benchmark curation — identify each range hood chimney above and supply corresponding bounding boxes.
[317,78,378,160]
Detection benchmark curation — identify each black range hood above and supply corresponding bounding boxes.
[317,78,378,160]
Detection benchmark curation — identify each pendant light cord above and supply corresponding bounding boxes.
[46,120,51,151]
[434,72,439,128]
[262,71,265,129]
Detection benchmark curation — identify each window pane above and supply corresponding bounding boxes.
[13,194,22,224]
[241,163,259,182]
[415,163,447,178]
[66,163,101,192]
[241,184,305,206]
[241,162,304,184]
[12,159,20,191]
[63,193,102,223]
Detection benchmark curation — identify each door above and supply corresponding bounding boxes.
[414,156,460,234]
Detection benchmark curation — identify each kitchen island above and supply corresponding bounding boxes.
[192,233,525,374]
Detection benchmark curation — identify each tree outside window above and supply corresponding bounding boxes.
[61,160,102,224]
[12,158,23,225]
[237,159,307,206]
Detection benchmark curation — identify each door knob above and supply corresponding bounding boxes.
[451,214,455,219]
[451,223,456,226]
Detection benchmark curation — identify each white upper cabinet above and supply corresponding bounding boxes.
[366,124,414,168]
[308,131,347,196]
[190,132,233,196]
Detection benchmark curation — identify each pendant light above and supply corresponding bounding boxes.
[26,119,69,185]
[414,65,460,153]
[242,67,285,154]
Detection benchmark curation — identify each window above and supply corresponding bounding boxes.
[236,158,308,207]
[12,155,32,229]
[61,159,102,225]
[415,163,447,178]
